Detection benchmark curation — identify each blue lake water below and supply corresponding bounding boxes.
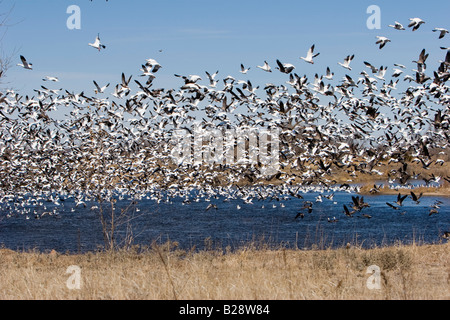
[0,190,449,253]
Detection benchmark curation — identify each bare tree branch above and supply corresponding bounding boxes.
[0,1,17,85]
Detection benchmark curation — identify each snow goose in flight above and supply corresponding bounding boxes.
[388,21,405,30]
[314,80,334,97]
[240,64,250,74]
[120,73,132,92]
[145,58,162,72]
[175,74,202,83]
[394,63,406,69]
[433,28,449,39]
[392,68,404,78]
[376,36,391,49]
[387,79,399,90]
[140,64,156,84]
[205,70,219,87]
[300,44,320,64]
[140,64,155,79]
[408,18,425,31]
[17,55,33,70]
[364,61,378,73]
[112,84,125,99]
[40,85,62,95]
[89,34,106,51]
[93,80,110,94]
[43,76,59,82]
[324,67,334,80]
[375,66,388,80]
[257,60,272,72]
[276,59,295,74]
[338,55,355,70]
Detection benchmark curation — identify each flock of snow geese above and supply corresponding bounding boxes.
[1,14,449,240]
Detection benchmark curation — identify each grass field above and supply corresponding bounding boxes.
[0,241,449,300]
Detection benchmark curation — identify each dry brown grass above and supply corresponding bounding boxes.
[1,242,449,300]
[358,182,450,197]
[334,161,450,186]
[347,161,450,196]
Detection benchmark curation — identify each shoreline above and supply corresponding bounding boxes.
[1,235,449,256]
[357,184,450,197]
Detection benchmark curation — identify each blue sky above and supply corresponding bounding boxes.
[1,0,449,96]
